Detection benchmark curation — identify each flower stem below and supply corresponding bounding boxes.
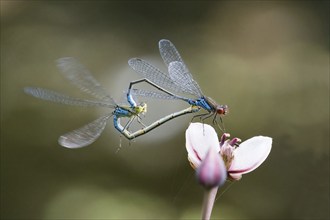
[201,186,218,220]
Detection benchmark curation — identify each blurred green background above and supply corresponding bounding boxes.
[1,1,329,219]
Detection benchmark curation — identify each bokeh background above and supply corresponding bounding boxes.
[1,1,329,219]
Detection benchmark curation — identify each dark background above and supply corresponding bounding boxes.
[1,1,329,219]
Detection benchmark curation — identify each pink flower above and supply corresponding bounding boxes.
[185,123,272,181]
[186,122,227,189]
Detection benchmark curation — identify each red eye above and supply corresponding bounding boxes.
[217,107,228,115]
[217,108,225,115]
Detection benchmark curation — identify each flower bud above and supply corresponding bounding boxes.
[196,146,227,189]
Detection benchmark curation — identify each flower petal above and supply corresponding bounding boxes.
[228,173,242,181]
[228,136,272,175]
[185,123,220,168]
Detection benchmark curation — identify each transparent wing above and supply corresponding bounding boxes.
[58,114,111,148]
[24,87,115,108]
[128,58,187,94]
[168,61,203,97]
[159,39,186,67]
[56,57,115,103]
[130,89,182,100]
[159,39,203,96]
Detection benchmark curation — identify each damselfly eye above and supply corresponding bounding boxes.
[217,106,228,115]
[217,108,225,115]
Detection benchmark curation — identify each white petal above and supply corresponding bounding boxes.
[185,123,220,168]
[228,173,242,181]
[228,136,272,175]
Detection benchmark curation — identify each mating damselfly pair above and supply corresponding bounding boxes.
[24,39,228,148]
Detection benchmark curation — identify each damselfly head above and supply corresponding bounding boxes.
[216,105,228,115]
[136,102,147,114]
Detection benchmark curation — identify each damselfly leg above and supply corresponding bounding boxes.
[212,114,226,133]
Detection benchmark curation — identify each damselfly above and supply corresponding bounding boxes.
[24,57,148,148]
[127,39,229,128]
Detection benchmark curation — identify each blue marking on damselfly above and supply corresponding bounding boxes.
[128,39,228,127]
[24,57,147,149]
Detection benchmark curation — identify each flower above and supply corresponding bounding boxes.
[185,123,272,181]
[186,122,227,188]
